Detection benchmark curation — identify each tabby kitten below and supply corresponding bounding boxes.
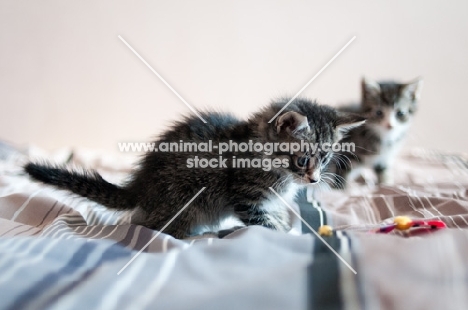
[331,77,423,188]
[25,98,364,239]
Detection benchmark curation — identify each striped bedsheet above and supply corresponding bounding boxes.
[1,141,468,309]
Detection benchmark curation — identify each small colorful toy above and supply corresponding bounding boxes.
[375,216,447,234]
[318,216,447,237]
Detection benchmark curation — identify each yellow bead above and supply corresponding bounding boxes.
[318,225,333,237]
[394,216,413,230]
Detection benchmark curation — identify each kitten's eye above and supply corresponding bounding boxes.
[296,156,309,168]
[375,110,383,117]
[396,110,406,119]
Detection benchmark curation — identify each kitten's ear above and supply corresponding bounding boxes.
[335,112,366,136]
[275,111,310,135]
[402,77,423,101]
[362,77,381,99]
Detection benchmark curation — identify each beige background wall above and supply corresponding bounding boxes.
[1,1,467,154]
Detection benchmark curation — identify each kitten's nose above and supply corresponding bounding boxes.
[309,178,319,184]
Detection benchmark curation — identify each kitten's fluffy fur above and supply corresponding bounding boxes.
[25,98,364,238]
[331,77,423,187]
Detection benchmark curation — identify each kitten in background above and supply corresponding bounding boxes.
[330,77,423,188]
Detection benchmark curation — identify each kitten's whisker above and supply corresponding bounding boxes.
[321,180,332,191]
[319,176,334,190]
[334,153,353,167]
[322,172,346,188]
[336,150,358,162]
[320,175,335,187]
[331,154,351,170]
[330,156,342,168]
[335,156,349,169]
[325,172,346,185]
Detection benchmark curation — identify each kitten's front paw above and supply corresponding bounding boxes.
[374,164,394,186]
[377,172,394,185]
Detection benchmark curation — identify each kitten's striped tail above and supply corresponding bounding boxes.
[24,162,136,210]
